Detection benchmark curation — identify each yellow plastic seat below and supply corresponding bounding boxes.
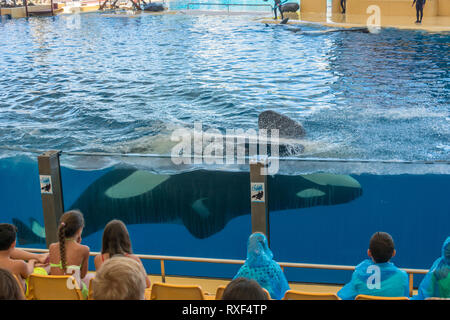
[355,294,409,300]
[215,284,271,300]
[13,274,26,297]
[144,288,152,300]
[27,274,84,300]
[282,290,340,300]
[150,282,206,300]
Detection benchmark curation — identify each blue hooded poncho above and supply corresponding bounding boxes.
[337,259,409,300]
[233,232,290,300]
[412,237,450,300]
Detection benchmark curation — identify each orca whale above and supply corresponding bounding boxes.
[12,112,360,244]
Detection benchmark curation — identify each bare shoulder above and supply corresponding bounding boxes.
[48,242,59,255]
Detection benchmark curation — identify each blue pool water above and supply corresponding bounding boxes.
[0,12,448,161]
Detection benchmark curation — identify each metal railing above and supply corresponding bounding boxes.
[20,247,428,297]
[186,2,273,12]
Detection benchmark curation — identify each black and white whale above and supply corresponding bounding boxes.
[14,169,362,244]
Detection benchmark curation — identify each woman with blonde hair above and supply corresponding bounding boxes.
[92,256,147,300]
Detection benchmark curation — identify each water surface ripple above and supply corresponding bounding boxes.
[0,13,449,161]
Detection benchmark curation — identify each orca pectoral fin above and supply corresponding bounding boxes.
[30,218,46,239]
[296,188,326,199]
[12,218,46,245]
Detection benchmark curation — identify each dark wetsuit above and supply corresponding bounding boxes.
[340,0,346,14]
[274,0,284,20]
[413,0,426,23]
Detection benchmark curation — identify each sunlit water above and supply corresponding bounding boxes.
[0,11,449,166]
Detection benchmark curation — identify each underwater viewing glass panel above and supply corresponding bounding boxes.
[0,154,46,250]
[269,159,450,286]
[1,151,448,285]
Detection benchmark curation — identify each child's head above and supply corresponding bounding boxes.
[101,220,132,257]
[92,256,147,300]
[368,232,396,263]
[0,268,25,300]
[222,277,269,300]
[0,224,17,252]
[57,210,85,271]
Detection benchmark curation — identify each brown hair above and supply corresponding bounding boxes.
[222,278,268,300]
[369,231,395,263]
[58,210,85,272]
[92,256,147,300]
[0,268,25,300]
[101,220,132,257]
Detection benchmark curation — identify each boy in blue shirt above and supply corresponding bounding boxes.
[337,232,409,300]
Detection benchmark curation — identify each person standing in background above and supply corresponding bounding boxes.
[340,0,346,14]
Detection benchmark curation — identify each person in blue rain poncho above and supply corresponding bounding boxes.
[412,237,450,300]
[337,232,409,300]
[233,232,290,300]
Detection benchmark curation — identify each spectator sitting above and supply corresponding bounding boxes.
[233,232,290,300]
[412,237,450,300]
[222,277,269,300]
[48,210,93,299]
[0,268,25,300]
[94,219,150,288]
[92,256,147,300]
[0,223,37,290]
[337,231,409,300]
